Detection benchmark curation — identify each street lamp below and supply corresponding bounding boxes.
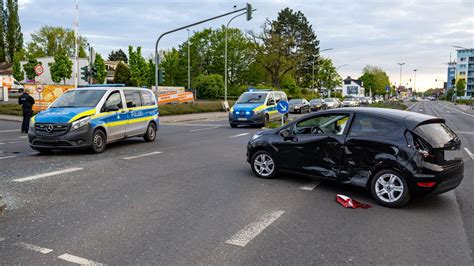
[413,69,418,97]
[336,64,348,70]
[187,29,191,91]
[397,63,405,97]
[312,48,333,90]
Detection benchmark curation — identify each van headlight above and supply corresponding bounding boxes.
[251,134,261,141]
[70,117,91,131]
[253,109,263,115]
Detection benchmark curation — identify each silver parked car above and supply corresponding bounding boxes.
[324,98,341,109]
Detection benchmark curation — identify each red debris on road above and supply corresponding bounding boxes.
[336,194,371,209]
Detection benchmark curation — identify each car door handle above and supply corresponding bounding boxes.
[120,110,127,114]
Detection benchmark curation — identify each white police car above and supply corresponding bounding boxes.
[29,86,159,153]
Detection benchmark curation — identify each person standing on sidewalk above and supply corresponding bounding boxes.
[18,91,35,133]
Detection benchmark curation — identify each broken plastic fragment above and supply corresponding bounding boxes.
[336,194,371,209]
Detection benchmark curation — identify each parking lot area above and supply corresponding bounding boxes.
[1,102,474,264]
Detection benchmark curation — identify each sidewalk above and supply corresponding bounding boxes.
[0,112,228,123]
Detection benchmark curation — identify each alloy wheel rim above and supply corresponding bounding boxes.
[254,154,275,177]
[375,174,404,203]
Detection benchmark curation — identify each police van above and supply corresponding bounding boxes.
[29,86,159,154]
[229,90,288,127]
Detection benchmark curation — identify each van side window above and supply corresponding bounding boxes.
[141,91,155,106]
[349,114,402,137]
[124,90,143,108]
[102,91,123,112]
[267,93,275,105]
[275,92,281,103]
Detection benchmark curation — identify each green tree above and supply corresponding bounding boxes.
[108,49,128,63]
[192,74,224,99]
[27,26,87,58]
[128,46,148,87]
[93,53,106,84]
[456,79,466,96]
[146,59,155,88]
[12,50,24,81]
[446,88,455,100]
[5,0,22,62]
[0,0,5,62]
[22,56,39,80]
[113,62,131,85]
[359,65,391,96]
[159,48,186,86]
[317,57,342,94]
[273,8,320,87]
[49,51,73,84]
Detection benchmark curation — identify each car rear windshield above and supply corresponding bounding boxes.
[50,89,107,108]
[310,99,322,103]
[413,123,457,148]
[236,93,267,104]
[290,99,303,104]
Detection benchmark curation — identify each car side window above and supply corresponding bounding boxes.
[124,90,143,108]
[293,114,350,135]
[349,114,402,137]
[141,91,155,106]
[102,91,123,112]
[267,93,275,106]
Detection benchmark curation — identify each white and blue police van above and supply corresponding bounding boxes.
[29,86,159,154]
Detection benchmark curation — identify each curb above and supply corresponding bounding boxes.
[0,114,22,122]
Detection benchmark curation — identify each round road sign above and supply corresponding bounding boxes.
[36,85,44,93]
[34,64,44,76]
[277,100,289,114]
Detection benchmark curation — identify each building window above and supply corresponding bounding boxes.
[459,71,466,75]
[460,57,466,61]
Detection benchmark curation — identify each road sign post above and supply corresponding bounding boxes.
[36,85,44,111]
[277,100,289,126]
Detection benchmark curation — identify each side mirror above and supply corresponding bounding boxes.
[279,129,292,138]
[107,105,120,112]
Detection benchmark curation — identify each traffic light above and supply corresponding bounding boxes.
[158,69,164,84]
[246,3,252,21]
[80,66,90,82]
[91,66,98,78]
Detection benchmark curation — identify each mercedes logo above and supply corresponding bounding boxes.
[46,124,54,133]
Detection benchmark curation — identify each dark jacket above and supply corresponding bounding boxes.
[18,93,35,110]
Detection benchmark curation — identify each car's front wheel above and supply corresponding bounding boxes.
[90,129,106,154]
[370,170,410,208]
[251,150,277,179]
[144,122,157,142]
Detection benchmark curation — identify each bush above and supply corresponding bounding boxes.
[158,100,235,116]
[193,74,224,99]
[0,104,38,116]
[332,92,343,100]
[281,75,298,95]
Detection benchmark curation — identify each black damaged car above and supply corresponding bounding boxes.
[246,108,464,207]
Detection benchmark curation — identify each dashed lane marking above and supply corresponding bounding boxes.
[18,136,27,139]
[13,242,53,254]
[0,237,5,241]
[58,253,103,265]
[189,126,220,132]
[0,155,16,160]
[229,133,250,138]
[225,210,285,247]
[299,181,321,191]
[8,141,19,144]
[464,148,474,160]
[0,143,5,145]
[0,129,19,133]
[122,151,163,160]
[12,167,83,182]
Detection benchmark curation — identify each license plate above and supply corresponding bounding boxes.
[445,150,462,160]
[237,118,248,121]
[39,136,58,142]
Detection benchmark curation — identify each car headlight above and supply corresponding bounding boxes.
[70,117,91,131]
[251,134,261,141]
[253,109,263,115]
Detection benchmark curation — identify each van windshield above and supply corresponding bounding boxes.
[50,89,107,108]
[237,93,267,104]
[414,123,457,148]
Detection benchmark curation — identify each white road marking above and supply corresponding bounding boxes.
[13,242,53,254]
[0,143,5,145]
[8,141,19,144]
[12,167,83,182]
[225,210,285,247]
[189,126,219,132]
[18,136,27,139]
[457,131,474,135]
[58,253,103,265]
[0,155,16,160]
[299,181,321,191]
[0,129,19,133]
[122,151,162,160]
[0,237,5,241]
[419,109,423,112]
[464,148,474,160]
[229,133,250,138]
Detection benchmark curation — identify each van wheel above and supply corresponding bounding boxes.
[90,129,106,154]
[251,150,277,179]
[370,169,410,208]
[230,123,237,128]
[262,115,269,127]
[144,122,157,142]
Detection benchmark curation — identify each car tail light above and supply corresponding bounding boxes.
[417,182,437,188]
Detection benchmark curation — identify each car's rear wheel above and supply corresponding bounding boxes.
[90,129,106,154]
[370,170,410,208]
[144,122,157,142]
[251,150,277,179]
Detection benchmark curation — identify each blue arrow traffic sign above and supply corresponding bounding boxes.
[277,100,289,114]
[386,85,390,92]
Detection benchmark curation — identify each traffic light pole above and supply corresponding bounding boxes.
[154,4,251,105]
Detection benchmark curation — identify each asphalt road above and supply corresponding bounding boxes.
[0,104,473,265]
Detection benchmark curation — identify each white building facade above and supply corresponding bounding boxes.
[342,76,365,97]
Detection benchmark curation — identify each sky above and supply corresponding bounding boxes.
[18,0,474,91]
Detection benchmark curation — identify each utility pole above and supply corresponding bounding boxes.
[187,29,191,91]
[312,48,333,93]
[74,0,79,88]
[413,69,418,97]
[155,4,253,107]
